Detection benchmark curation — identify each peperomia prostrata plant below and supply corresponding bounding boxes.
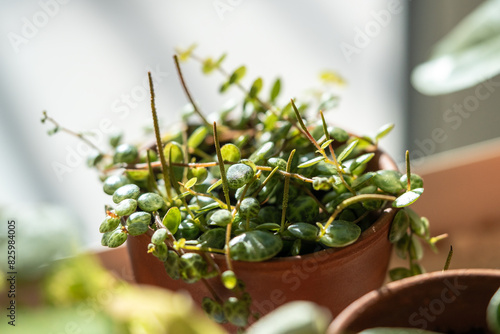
[41,45,446,328]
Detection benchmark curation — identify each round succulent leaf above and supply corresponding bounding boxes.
[187,125,208,149]
[389,267,413,281]
[99,216,121,233]
[389,210,410,243]
[127,221,149,236]
[162,207,181,234]
[400,173,424,190]
[108,131,122,148]
[187,167,208,184]
[320,220,361,248]
[164,250,180,280]
[395,234,410,259]
[229,230,283,262]
[112,184,141,204]
[151,228,168,245]
[287,223,319,241]
[221,143,241,162]
[223,297,249,327]
[409,235,424,261]
[258,206,281,225]
[103,174,130,195]
[174,219,201,240]
[113,143,138,164]
[209,209,233,227]
[374,170,404,194]
[226,163,255,189]
[487,287,500,332]
[179,252,207,283]
[267,157,287,171]
[255,223,281,231]
[86,149,103,167]
[239,197,260,219]
[286,196,319,224]
[114,198,137,217]
[406,207,428,237]
[101,230,115,246]
[126,170,150,182]
[393,188,424,208]
[329,126,349,142]
[137,192,164,212]
[154,243,169,261]
[202,297,226,324]
[107,230,128,248]
[198,228,226,249]
[221,270,238,290]
[126,211,151,226]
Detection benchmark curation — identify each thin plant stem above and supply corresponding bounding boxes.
[41,111,105,155]
[405,150,411,192]
[173,55,211,128]
[280,149,296,233]
[319,194,396,237]
[148,72,173,202]
[443,245,453,271]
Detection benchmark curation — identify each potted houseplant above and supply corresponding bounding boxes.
[41,46,445,331]
[328,269,500,334]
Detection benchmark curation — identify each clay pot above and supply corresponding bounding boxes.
[126,150,398,327]
[328,269,500,334]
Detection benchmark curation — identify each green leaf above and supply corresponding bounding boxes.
[320,139,334,150]
[337,139,359,163]
[487,287,500,333]
[407,207,428,238]
[207,179,223,193]
[229,231,283,261]
[351,172,375,189]
[389,210,410,243]
[288,223,319,241]
[374,170,404,194]
[255,223,281,231]
[249,77,263,98]
[220,81,231,93]
[221,143,241,163]
[184,177,197,189]
[389,267,412,281]
[187,126,208,149]
[318,92,339,111]
[177,44,197,61]
[125,170,149,181]
[409,235,424,260]
[346,152,375,173]
[270,78,281,102]
[229,66,246,84]
[297,156,324,168]
[163,207,181,234]
[320,220,361,248]
[319,70,346,85]
[375,123,395,142]
[393,188,424,208]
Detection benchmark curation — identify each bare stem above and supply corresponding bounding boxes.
[41,111,105,155]
[148,72,173,202]
[280,150,296,232]
[173,55,211,127]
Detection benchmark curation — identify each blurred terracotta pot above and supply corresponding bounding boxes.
[126,150,398,328]
[328,269,500,334]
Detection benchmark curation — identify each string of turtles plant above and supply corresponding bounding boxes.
[41,45,447,329]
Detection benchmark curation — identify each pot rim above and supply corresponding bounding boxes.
[330,268,500,332]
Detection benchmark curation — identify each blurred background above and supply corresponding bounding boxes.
[0,0,499,253]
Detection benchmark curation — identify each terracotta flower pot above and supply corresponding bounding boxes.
[126,150,398,325]
[328,269,500,334]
